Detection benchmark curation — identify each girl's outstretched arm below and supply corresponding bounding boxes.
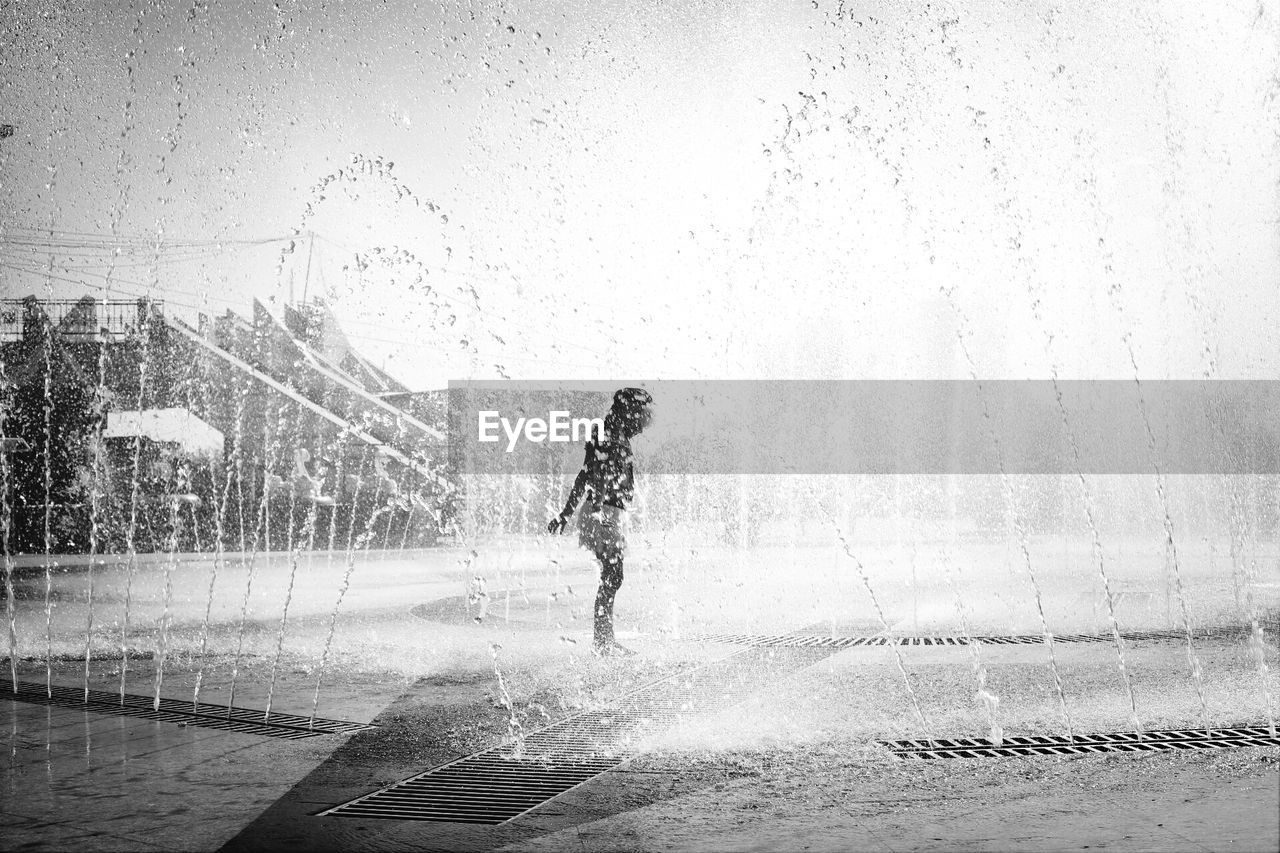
[548,445,593,533]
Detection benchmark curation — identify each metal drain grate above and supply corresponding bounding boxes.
[321,645,840,824]
[321,752,622,824]
[880,726,1280,759]
[699,627,1247,648]
[1,678,373,739]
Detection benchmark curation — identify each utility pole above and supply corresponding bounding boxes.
[300,231,315,307]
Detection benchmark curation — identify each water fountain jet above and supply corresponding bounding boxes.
[118,306,153,704]
[1,356,17,690]
[815,489,933,742]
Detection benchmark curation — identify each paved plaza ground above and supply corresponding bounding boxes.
[3,538,1278,851]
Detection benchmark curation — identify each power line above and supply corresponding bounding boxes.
[2,230,624,371]
[4,230,629,357]
[0,252,243,270]
[1,262,604,372]
[0,260,167,299]
[0,224,296,248]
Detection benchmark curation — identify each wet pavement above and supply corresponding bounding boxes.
[3,542,1278,850]
[3,699,342,851]
[5,663,1277,853]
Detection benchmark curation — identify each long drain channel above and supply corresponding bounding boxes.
[881,726,1280,758]
[1,678,373,740]
[697,627,1248,648]
[320,645,838,824]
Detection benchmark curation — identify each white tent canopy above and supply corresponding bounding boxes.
[103,408,224,459]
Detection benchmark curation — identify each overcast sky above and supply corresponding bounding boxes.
[2,0,1277,388]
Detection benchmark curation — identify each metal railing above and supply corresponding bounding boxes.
[0,298,163,343]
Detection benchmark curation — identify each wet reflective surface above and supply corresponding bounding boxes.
[2,0,1280,848]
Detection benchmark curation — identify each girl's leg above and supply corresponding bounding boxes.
[593,549,624,647]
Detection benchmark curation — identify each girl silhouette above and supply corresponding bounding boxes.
[548,387,653,655]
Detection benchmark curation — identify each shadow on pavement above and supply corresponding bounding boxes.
[217,670,738,853]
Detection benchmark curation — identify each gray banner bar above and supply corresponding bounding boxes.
[447,381,1280,475]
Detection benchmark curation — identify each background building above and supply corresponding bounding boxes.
[0,295,450,555]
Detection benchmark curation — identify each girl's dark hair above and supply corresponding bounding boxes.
[611,387,652,415]
[604,387,652,438]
